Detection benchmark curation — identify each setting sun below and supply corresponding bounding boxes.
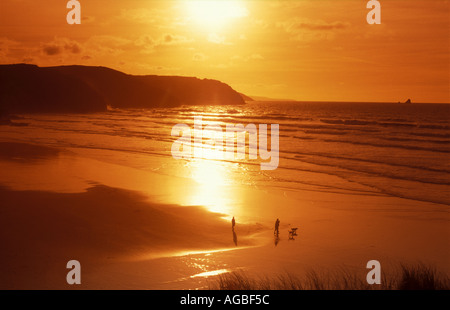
[185,0,248,28]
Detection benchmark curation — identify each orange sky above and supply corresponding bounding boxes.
[0,0,449,103]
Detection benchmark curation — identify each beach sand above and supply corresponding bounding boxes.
[0,184,264,289]
[0,141,448,289]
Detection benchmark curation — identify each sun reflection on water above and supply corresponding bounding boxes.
[190,269,229,278]
[180,114,250,218]
[188,158,233,216]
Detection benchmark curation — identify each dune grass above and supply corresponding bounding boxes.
[397,263,449,290]
[208,263,449,290]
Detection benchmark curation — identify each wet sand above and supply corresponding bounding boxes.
[0,141,448,289]
[0,183,267,289]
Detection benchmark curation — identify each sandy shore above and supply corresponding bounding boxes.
[0,183,268,289]
[0,141,448,289]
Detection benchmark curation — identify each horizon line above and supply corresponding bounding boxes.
[2,62,449,105]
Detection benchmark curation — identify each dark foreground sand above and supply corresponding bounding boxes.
[0,184,263,289]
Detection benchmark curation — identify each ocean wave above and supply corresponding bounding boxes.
[409,132,450,139]
[380,136,450,144]
[319,118,450,131]
[290,152,450,175]
[287,155,450,186]
[418,124,450,130]
[320,138,450,153]
[320,118,420,128]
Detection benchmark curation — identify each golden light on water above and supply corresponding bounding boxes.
[191,160,226,185]
[183,117,236,216]
[190,268,229,278]
[188,159,232,215]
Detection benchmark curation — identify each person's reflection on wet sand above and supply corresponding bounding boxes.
[274,235,280,247]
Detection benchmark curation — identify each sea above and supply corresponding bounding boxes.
[1,101,449,207]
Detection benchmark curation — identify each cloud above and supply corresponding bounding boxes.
[88,35,131,47]
[134,33,192,54]
[0,38,41,63]
[0,38,25,61]
[291,21,349,31]
[65,42,82,54]
[41,38,82,56]
[134,35,155,47]
[192,53,207,61]
[210,63,229,69]
[118,8,157,24]
[161,34,191,46]
[21,57,34,63]
[81,15,96,24]
[249,53,264,60]
[84,35,133,56]
[207,33,230,45]
[42,44,61,56]
[251,19,270,29]
[278,18,351,41]
[280,18,350,32]
[230,54,264,63]
[209,53,264,70]
[135,33,191,47]
[134,35,156,54]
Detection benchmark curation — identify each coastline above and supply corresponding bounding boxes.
[0,140,448,289]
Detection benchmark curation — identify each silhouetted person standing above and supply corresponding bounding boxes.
[232,216,236,231]
[274,218,280,236]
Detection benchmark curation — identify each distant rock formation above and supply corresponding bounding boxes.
[405,98,412,104]
[0,64,245,114]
